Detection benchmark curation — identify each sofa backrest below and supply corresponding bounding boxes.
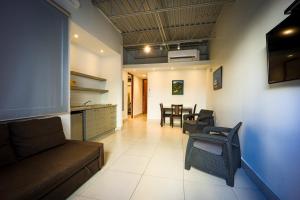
[8,117,66,160]
[0,124,17,167]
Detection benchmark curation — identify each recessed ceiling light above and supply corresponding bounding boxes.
[100,49,104,53]
[144,45,151,53]
[74,34,79,39]
[177,44,180,50]
[142,74,146,77]
[282,28,296,36]
[287,54,294,58]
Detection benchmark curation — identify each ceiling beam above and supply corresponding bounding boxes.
[122,22,216,35]
[107,0,234,19]
[154,12,169,49]
[123,38,212,47]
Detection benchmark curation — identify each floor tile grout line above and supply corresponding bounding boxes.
[128,173,144,200]
[141,174,184,181]
[77,193,103,200]
[97,120,145,200]
[128,132,159,200]
[84,116,264,200]
[103,141,134,170]
[232,187,240,200]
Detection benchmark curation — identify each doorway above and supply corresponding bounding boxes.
[142,79,148,114]
[127,73,134,118]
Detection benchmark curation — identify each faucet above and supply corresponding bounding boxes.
[83,100,92,106]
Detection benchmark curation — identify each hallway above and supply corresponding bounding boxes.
[69,117,265,200]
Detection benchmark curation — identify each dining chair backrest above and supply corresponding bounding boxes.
[171,104,183,116]
[160,103,164,115]
[193,104,197,114]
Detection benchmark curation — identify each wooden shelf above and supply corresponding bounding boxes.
[71,86,108,93]
[71,71,106,81]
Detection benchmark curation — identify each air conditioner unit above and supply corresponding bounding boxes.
[168,49,200,63]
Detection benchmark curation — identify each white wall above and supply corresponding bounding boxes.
[70,44,123,128]
[133,76,143,116]
[59,114,71,138]
[209,0,300,199]
[52,0,123,133]
[148,69,208,120]
[54,0,122,53]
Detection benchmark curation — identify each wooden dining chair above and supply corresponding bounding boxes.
[160,103,171,127]
[171,104,183,128]
[189,104,197,120]
[183,104,198,121]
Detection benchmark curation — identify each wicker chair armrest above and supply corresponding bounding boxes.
[232,142,240,148]
[196,121,209,126]
[197,115,213,121]
[202,126,232,134]
[183,113,198,120]
[190,133,228,144]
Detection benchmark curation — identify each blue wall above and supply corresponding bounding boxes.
[210,0,300,199]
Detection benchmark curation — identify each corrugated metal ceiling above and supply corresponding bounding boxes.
[92,0,234,47]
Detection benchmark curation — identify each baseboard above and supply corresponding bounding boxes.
[133,113,143,118]
[241,159,280,200]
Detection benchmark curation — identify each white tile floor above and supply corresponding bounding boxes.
[68,116,266,200]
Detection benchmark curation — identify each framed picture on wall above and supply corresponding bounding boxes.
[172,80,184,95]
[213,66,223,90]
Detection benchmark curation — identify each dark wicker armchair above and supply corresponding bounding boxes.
[183,109,214,133]
[185,122,242,186]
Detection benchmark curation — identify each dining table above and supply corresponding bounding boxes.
[163,107,193,114]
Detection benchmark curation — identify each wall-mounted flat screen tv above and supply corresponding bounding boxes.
[266,13,300,84]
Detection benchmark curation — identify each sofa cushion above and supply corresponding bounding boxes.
[0,140,102,200]
[0,124,16,167]
[193,140,223,155]
[9,117,66,159]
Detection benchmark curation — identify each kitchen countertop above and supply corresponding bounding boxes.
[71,104,116,112]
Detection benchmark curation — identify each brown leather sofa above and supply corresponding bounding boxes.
[0,117,104,200]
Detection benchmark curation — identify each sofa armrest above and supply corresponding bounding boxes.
[86,141,104,169]
[68,140,104,169]
[98,143,104,168]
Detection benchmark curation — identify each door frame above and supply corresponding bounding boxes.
[128,73,134,118]
[142,79,147,114]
